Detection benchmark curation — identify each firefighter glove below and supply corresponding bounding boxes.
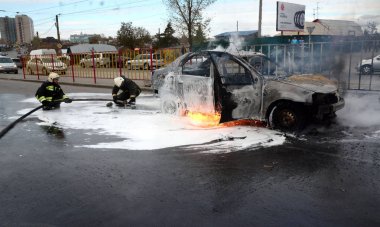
[42,100,52,107]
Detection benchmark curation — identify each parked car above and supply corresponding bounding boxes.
[0,56,18,74]
[79,53,110,68]
[358,54,380,75]
[26,57,67,75]
[57,55,72,66]
[109,55,130,68]
[155,50,345,131]
[126,53,164,70]
[11,58,23,68]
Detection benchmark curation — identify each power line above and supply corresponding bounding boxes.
[22,0,91,14]
[25,0,158,24]
[40,23,56,36]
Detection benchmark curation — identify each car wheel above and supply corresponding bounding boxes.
[27,67,33,75]
[161,94,183,115]
[127,64,132,70]
[270,102,306,131]
[14,70,18,74]
[361,65,372,75]
[80,63,85,68]
[143,63,149,70]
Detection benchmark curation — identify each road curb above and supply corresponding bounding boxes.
[0,77,153,92]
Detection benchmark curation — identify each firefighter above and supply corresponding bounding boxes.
[35,72,72,110]
[112,76,141,107]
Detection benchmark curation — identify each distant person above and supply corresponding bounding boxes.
[181,45,186,55]
[299,37,304,46]
[112,75,141,106]
[35,72,72,110]
[291,37,299,45]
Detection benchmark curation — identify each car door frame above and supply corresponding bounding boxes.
[178,52,216,114]
[210,52,263,122]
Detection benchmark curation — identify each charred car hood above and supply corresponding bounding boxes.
[268,74,339,93]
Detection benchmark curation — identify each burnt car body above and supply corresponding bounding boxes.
[155,50,345,131]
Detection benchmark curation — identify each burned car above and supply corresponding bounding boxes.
[155,50,345,131]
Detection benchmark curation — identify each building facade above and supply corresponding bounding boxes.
[70,33,98,43]
[281,19,363,37]
[0,16,17,44]
[15,14,34,44]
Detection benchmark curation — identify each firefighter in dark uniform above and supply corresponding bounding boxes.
[112,76,141,106]
[35,72,72,110]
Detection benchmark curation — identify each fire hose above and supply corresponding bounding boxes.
[0,98,113,139]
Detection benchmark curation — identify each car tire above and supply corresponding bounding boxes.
[160,94,184,115]
[143,63,149,70]
[271,102,306,131]
[80,63,85,68]
[127,64,132,70]
[361,65,373,75]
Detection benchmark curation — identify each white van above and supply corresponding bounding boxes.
[29,49,57,57]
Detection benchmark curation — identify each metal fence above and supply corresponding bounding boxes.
[249,39,380,92]
[19,40,380,91]
[20,47,184,85]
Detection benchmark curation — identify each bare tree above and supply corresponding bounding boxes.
[164,0,216,51]
[365,21,378,35]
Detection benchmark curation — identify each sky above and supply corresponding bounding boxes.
[13,91,380,151]
[1,0,380,40]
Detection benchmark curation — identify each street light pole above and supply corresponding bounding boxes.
[258,0,262,38]
[307,26,315,44]
[55,14,61,44]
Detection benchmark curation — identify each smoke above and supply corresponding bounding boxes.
[211,33,245,53]
[337,92,380,128]
[357,15,380,27]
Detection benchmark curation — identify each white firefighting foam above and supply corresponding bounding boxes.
[18,93,286,152]
[337,92,380,128]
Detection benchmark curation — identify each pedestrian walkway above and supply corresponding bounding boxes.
[0,73,153,91]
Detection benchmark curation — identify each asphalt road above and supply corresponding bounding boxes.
[1,79,380,226]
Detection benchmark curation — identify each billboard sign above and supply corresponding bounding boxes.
[276,1,305,31]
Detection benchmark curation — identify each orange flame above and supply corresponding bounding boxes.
[186,111,267,128]
[187,111,221,127]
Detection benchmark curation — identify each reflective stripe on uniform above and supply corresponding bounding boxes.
[37,95,46,102]
[56,95,69,101]
[46,85,54,91]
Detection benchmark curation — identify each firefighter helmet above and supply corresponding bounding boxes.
[114,76,124,87]
[48,72,60,82]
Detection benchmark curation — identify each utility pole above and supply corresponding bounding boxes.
[258,0,262,37]
[316,2,320,19]
[55,14,61,43]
